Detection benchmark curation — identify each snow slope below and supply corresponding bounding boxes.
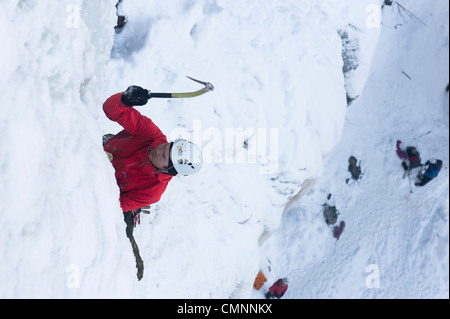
[259,0,449,299]
[0,0,447,299]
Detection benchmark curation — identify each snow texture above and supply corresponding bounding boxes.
[0,0,448,299]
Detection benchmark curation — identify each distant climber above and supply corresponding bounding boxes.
[333,221,346,240]
[115,0,127,30]
[322,193,339,226]
[321,194,345,240]
[415,158,443,187]
[265,278,289,299]
[253,272,267,291]
[346,156,362,183]
[102,87,202,227]
[396,140,422,172]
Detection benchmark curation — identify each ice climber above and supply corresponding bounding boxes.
[102,86,202,227]
[265,278,289,299]
[396,140,422,171]
[348,156,362,182]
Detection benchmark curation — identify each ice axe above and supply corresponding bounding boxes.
[149,76,214,99]
[413,130,431,141]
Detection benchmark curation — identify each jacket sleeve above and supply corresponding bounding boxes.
[396,141,408,160]
[119,182,169,212]
[103,93,166,140]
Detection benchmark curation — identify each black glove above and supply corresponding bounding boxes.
[121,86,151,106]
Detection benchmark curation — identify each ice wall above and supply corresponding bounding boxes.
[0,0,382,298]
[0,0,120,298]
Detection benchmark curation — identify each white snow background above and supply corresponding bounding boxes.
[0,0,448,298]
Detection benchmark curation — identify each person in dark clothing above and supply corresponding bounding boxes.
[347,156,362,182]
[396,140,422,171]
[405,146,422,169]
[115,0,127,30]
[415,158,443,187]
[322,193,339,225]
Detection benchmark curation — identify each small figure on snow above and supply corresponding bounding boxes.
[415,158,443,187]
[322,193,339,226]
[333,221,346,240]
[321,194,345,240]
[396,140,422,172]
[346,156,362,184]
[265,278,289,299]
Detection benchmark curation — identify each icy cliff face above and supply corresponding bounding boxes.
[0,0,120,298]
[337,2,382,104]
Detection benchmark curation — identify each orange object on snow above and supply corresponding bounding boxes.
[253,272,267,290]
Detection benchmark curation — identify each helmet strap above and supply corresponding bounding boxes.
[167,142,178,176]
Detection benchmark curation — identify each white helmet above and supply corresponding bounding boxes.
[169,139,202,176]
[429,158,437,164]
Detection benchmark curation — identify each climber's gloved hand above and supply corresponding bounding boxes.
[121,86,151,106]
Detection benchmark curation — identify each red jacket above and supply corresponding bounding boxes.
[103,93,173,212]
[269,279,288,298]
